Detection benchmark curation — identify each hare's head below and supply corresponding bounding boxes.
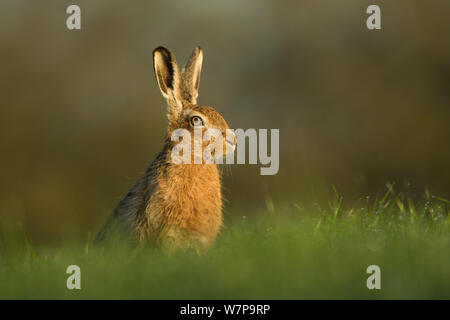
[153,46,236,161]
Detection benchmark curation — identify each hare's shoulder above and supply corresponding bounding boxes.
[95,153,164,242]
[115,153,165,219]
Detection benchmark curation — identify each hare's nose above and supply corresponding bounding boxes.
[226,131,237,145]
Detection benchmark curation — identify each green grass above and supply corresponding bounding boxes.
[1,187,450,299]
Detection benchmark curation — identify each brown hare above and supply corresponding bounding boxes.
[95,46,236,253]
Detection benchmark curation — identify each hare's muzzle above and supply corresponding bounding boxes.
[225,131,237,155]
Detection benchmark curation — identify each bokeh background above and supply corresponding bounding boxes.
[1,0,449,244]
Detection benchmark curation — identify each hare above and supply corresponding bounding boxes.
[95,46,236,253]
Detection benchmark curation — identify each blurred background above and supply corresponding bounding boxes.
[0,0,449,244]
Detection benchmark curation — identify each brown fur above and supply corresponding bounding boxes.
[95,46,234,253]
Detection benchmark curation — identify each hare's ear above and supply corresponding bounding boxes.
[181,46,203,104]
[153,47,183,117]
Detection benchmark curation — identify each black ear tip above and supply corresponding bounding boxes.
[153,46,170,57]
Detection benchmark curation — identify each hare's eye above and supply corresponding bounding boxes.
[190,116,203,126]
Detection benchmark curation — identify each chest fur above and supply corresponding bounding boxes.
[138,164,223,246]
